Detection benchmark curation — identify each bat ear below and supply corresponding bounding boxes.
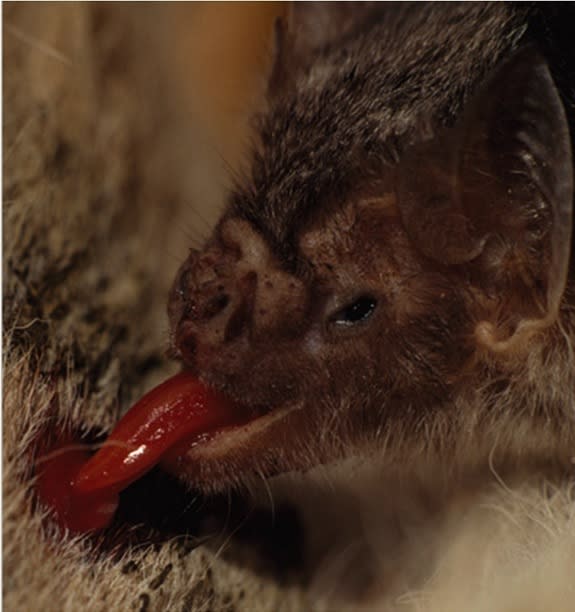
[267,15,295,98]
[397,49,573,349]
[287,2,359,57]
[267,3,360,97]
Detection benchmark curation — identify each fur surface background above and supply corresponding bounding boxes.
[3,4,574,611]
[3,4,306,611]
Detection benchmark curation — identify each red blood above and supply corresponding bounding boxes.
[36,371,247,533]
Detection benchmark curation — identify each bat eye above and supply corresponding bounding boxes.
[331,295,378,327]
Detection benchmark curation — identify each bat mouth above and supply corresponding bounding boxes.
[76,372,288,492]
[36,371,305,536]
[163,397,302,466]
[33,378,308,589]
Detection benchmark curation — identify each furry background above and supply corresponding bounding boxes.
[3,3,308,610]
[4,4,575,612]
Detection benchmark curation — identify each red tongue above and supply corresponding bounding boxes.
[36,441,119,533]
[36,371,246,533]
[74,371,241,496]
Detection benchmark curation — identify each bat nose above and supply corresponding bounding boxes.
[168,217,308,366]
[171,259,257,365]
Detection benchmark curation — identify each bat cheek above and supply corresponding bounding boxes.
[303,329,324,356]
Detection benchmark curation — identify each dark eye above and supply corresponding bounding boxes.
[331,295,378,327]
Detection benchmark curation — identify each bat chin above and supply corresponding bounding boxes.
[161,398,309,493]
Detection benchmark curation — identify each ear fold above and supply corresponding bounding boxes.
[267,2,365,97]
[267,16,295,98]
[397,49,573,347]
[287,2,362,57]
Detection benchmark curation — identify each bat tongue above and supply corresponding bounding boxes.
[74,371,248,496]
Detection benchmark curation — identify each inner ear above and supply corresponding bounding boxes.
[397,48,573,345]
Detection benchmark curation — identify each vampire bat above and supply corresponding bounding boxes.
[162,7,575,598]
[167,3,574,495]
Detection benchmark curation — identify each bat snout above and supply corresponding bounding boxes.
[168,217,310,369]
[170,266,257,366]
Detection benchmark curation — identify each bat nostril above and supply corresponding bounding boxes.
[224,303,249,343]
[203,294,230,320]
[182,293,230,323]
[222,273,256,343]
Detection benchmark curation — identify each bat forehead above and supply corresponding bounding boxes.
[232,168,401,277]
[229,2,526,292]
[299,192,401,274]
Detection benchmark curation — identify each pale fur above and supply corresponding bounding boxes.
[3,352,308,611]
[3,4,306,611]
[264,310,575,609]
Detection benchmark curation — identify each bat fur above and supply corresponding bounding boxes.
[168,2,575,608]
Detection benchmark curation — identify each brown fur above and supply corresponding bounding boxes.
[167,3,575,608]
[168,3,575,491]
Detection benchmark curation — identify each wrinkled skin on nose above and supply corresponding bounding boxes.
[168,218,310,401]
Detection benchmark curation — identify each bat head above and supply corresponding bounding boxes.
[168,9,573,492]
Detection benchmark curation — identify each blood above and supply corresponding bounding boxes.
[36,371,248,534]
